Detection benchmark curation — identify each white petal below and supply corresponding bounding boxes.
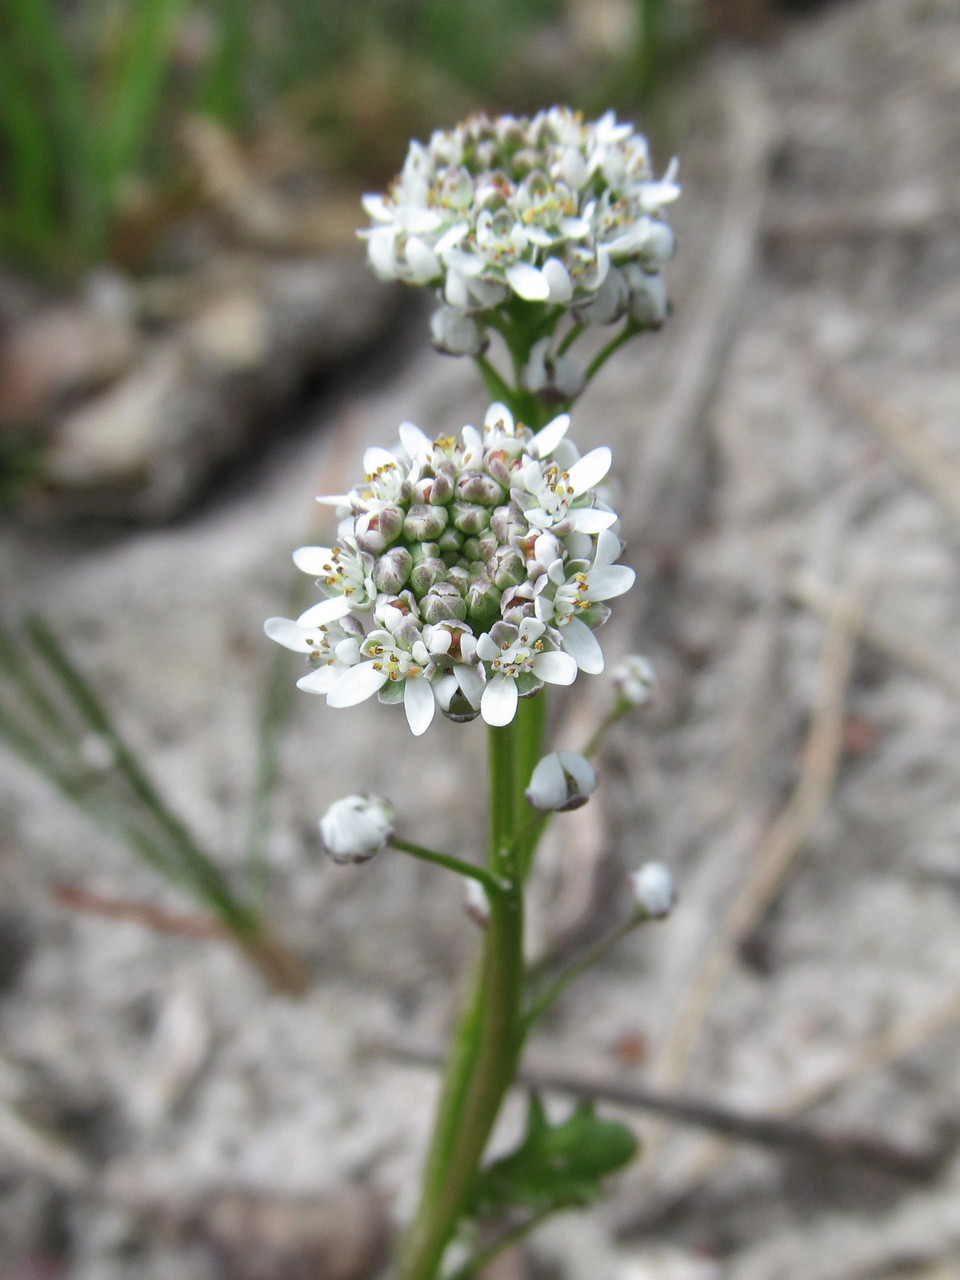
[404,677,436,736]
[484,402,515,435]
[363,446,399,474]
[296,667,339,694]
[367,229,397,278]
[568,447,612,495]
[568,508,618,533]
[325,662,389,707]
[531,650,578,686]
[292,545,335,575]
[454,663,484,708]
[542,257,573,302]
[296,596,354,627]
[505,262,551,301]
[593,528,622,568]
[445,266,470,308]
[481,675,519,727]
[530,413,570,459]
[587,565,635,601]
[264,616,312,652]
[560,616,604,674]
[398,420,432,461]
[404,236,441,282]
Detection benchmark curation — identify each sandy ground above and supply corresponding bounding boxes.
[2,1,960,1277]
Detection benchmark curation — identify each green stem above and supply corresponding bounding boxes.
[391,839,503,897]
[397,718,529,1280]
[523,915,642,1033]
[584,320,642,385]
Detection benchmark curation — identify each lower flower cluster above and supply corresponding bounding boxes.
[265,403,635,734]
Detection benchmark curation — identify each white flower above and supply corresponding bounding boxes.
[430,305,485,356]
[536,528,636,674]
[526,751,598,812]
[358,108,679,355]
[521,338,585,402]
[476,618,577,726]
[629,862,676,918]
[266,403,634,733]
[320,794,395,863]
[611,654,655,707]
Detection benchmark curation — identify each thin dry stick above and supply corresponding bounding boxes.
[632,978,960,1218]
[0,1098,91,1190]
[651,587,862,1097]
[787,569,960,703]
[826,367,960,529]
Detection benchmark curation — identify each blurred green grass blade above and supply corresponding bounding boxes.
[198,0,250,128]
[0,44,59,261]
[0,622,75,744]
[0,698,181,880]
[100,0,190,190]
[23,616,258,937]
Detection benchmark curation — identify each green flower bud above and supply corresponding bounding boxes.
[490,505,523,544]
[403,504,449,541]
[446,565,470,595]
[455,470,506,507]
[422,584,468,623]
[451,502,491,535]
[466,578,502,626]
[355,503,404,554]
[373,546,413,593]
[489,546,526,589]
[438,528,463,554]
[410,557,446,596]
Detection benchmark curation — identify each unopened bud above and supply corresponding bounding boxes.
[526,751,598,812]
[320,794,394,864]
[403,504,449,541]
[455,470,506,507]
[611,654,655,708]
[422,583,468,624]
[629,862,676,919]
[355,504,404,554]
[463,879,490,928]
[489,546,526,590]
[450,501,491,535]
[430,305,485,356]
[373,546,413,593]
[410,556,447,596]
[465,577,501,626]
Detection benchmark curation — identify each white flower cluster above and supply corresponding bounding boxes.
[360,107,680,358]
[265,403,635,735]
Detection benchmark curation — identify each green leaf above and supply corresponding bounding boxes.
[467,1094,638,1220]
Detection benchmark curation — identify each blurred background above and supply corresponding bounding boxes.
[3,1,960,1279]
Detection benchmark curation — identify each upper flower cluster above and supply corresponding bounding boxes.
[359,107,679,356]
[265,403,635,734]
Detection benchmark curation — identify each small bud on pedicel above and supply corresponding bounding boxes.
[611,654,656,708]
[464,879,491,928]
[320,794,395,864]
[629,862,676,918]
[526,751,598,812]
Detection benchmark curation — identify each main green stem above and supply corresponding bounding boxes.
[397,700,543,1280]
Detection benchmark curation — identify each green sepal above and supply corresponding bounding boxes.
[466,1093,638,1220]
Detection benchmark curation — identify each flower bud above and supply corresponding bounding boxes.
[422,583,468,624]
[450,501,491,535]
[624,266,669,329]
[465,577,501,627]
[410,556,447,596]
[403,503,449,541]
[320,794,394,864]
[373,546,413,593]
[488,545,526,590]
[430,305,485,356]
[438,528,463,556]
[355,504,404,554]
[455,470,505,507]
[525,750,598,812]
[611,654,655,707]
[629,862,676,918]
[463,879,490,928]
